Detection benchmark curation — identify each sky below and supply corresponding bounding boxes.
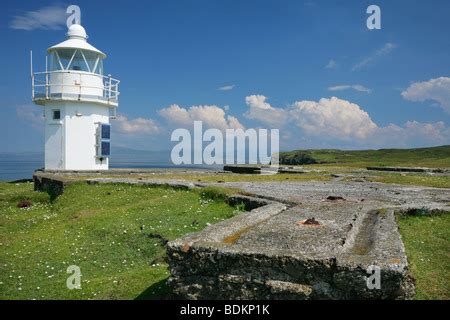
[1,0,450,153]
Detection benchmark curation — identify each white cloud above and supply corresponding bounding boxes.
[158,104,244,131]
[10,5,67,31]
[113,114,161,135]
[328,84,372,94]
[244,95,377,140]
[288,97,378,140]
[244,95,288,127]
[243,94,450,148]
[325,59,338,69]
[218,85,235,91]
[401,77,450,114]
[16,105,44,130]
[352,42,397,71]
[373,121,450,148]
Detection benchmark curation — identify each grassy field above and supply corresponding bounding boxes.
[397,211,450,300]
[1,182,448,300]
[279,145,450,168]
[0,182,243,300]
[361,172,450,188]
[133,171,449,188]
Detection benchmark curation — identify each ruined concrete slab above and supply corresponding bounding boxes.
[167,181,449,300]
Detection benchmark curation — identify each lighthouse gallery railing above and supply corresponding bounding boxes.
[32,70,120,106]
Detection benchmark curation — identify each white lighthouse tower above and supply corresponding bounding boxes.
[31,24,119,171]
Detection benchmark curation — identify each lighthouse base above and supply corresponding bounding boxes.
[43,101,111,171]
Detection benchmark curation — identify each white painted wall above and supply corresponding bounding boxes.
[44,101,110,170]
[49,71,104,97]
[44,107,63,169]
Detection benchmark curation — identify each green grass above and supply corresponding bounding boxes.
[2,182,448,300]
[279,145,450,168]
[0,182,243,300]
[365,172,450,188]
[150,171,448,188]
[147,172,333,183]
[397,211,450,300]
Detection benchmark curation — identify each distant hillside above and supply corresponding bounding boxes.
[278,145,450,168]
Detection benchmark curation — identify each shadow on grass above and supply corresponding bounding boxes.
[135,278,174,300]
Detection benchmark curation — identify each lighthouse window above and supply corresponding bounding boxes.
[84,51,103,74]
[50,49,104,74]
[50,52,62,71]
[52,110,61,120]
[68,50,89,72]
[97,123,111,158]
[101,141,111,157]
[101,124,111,140]
[54,49,74,71]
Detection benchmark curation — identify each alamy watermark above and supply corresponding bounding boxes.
[66,265,82,290]
[367,5,381,30]
[170,121,279,172]
[66,5,81,28]
[366,265,381,290]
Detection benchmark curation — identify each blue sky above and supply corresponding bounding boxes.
[1,0,449,152]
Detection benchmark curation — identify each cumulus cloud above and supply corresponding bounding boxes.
[373,121,450,148]
[352,42,397,71]
[244,96,377,140]
[158,104,244,131]
[328,84,372,94]
[113,114,161,135]
[401,77,450,113]
[218,85,235,91]
[244,95,288,127]
[10,5,67,31]
[243,94,450,148]
[289,97,378,140]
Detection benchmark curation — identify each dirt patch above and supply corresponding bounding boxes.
[72,210,99,219]
[17,199,32,208]
[325,196,346,201]
[223,226,253,244]
[296,217,322,227]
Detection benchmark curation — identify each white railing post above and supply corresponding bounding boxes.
[30,50,34,100]
[32,74,35,100]
[108,74,112,102]
[45,72,49,99]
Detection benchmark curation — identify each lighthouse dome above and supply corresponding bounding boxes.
[67,24,87,40]
[47,24,106,58]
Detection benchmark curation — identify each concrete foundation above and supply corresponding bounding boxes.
[167,181,449,300]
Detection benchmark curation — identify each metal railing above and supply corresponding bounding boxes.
[32,70,120,105]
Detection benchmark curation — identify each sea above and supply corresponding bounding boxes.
[0,148,218,181]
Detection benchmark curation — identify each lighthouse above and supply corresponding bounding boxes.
[31,24,119,171]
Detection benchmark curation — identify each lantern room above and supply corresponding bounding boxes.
[32,24,119,107]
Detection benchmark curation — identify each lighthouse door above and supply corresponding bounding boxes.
[45,123,64,170]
